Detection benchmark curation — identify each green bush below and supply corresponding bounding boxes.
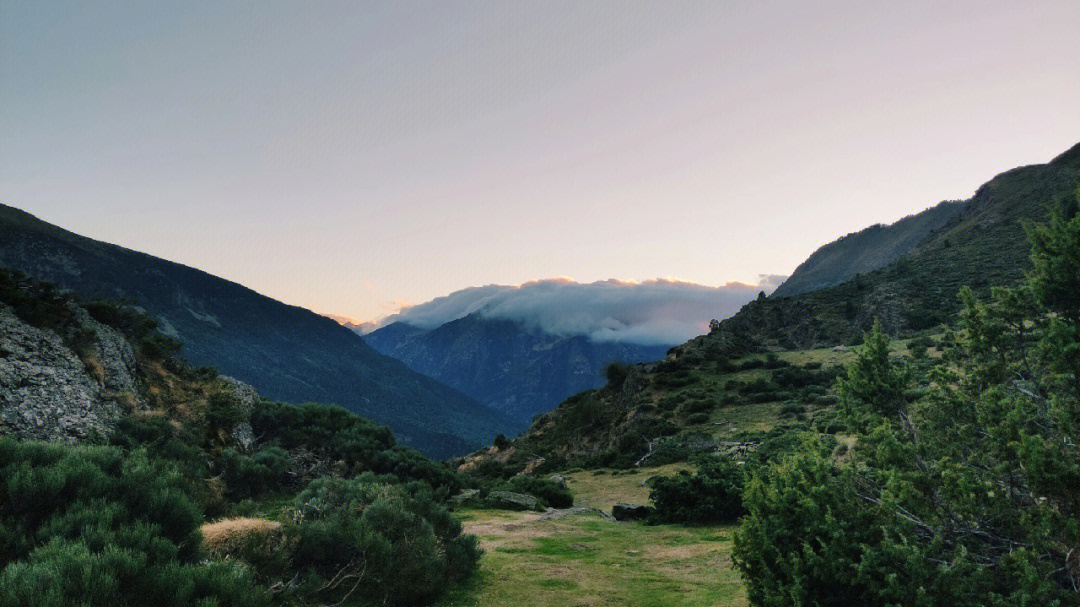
[219,446,291,498]
[0,439,265,607]
[496,475,573,508]
[605,361,632,390]
[280,474,481,606]
[648,457,745,525]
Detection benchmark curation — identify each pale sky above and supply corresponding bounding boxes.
[3,1,1079,322]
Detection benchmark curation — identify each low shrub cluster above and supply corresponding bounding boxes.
[647,456,746,525]
[0,439,265,607]
[493,475,573,508]
[211,474,482,606]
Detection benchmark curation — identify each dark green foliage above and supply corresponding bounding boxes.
[495,475,573,508]
[1027,189,1080,322]
[219,446,291,499]
[280,475,481,606]
[0,439,265,607]
[734,208,1080,605]
[605,361,632,390]
[250,400,396,464]
[563,391,605,428]
[835,322,910,423]
[648,457,745,525]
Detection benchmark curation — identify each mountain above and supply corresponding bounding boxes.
[0,205,508,457]
[720,142,1080,349]
[364,313,671,430]
[771,200,964,298]
[469,140,1080,472]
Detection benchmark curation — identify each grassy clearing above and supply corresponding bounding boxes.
[439,466,746,606]
[710,401,784,435]
[439,508,745,607]
[564,464,689,510]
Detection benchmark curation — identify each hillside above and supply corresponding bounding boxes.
[721,143,1080,349]
[0,205,508,457]
[365,313,671,429]
[771,200,963,298]
[0,268,488,606]
[473,140,1080,473]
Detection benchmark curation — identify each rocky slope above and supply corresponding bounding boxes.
[0,272,257,446]
[0,304,127,441]
[0,207,509,457]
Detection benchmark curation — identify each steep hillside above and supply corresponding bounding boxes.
[365,314,670,429]
[772,200,963,298]
[0,206,508,456]
[473,141,1080,472]
[721,145,1080,349]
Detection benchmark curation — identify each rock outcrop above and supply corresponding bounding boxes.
[0,305,125,441]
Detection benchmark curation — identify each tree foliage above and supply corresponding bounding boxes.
[734,197,1080,606]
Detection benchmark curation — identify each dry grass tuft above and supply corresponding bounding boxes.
[201,517,282,551]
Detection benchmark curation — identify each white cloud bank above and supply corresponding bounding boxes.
[367,276,783,346]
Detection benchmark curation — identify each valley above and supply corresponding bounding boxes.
[1,140,1078,607]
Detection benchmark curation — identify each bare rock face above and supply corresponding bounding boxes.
[73,306,143,407]
[220,376,259,452]
[0,306,122,441]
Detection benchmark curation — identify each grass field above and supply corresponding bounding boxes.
[438,467,747,607]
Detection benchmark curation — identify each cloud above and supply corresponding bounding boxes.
[323,313,380,334]
[370,277,773,345]
[757,274,789,289]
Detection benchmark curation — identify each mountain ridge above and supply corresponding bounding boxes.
[468,140,1080,470]
[364,312,672,429]
[0,204,508,457]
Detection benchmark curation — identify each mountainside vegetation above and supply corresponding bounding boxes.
[365,313,670,429]
[0,272,487,605]
[0,205,508,457]
[734,196,1080,604]
[722,144,1080,349]
[772,199,964,298]
[458,145,1080,605]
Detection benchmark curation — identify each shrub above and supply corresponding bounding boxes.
[648,457,745,525]
[496,475,573,508]
[0,439,265,607]
[277,475,481,606]
[605,361,632,390]
[220,446,291,498]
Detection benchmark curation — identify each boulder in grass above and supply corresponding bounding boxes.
[449,489,481,509]
[487,490,541,511]
[611,503,652,521]
[548,474,568,488]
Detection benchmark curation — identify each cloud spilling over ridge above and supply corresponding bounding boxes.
[370,277,781,345]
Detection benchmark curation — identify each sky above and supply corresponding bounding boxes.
[3,1,1080,323]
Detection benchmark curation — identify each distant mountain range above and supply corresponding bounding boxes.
[0,205,508,457]
[363,313,671,430]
